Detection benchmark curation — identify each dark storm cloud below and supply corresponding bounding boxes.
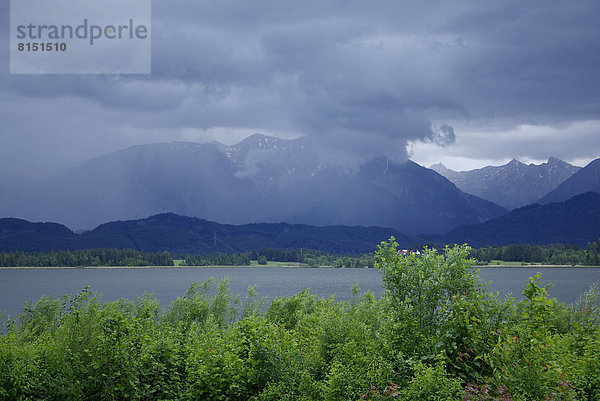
[1,0,599,178]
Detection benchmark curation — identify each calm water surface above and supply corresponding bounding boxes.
[1,267,599,318]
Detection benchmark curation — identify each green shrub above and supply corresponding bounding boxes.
[375,240,481,337]
[571,283,600,327]
[399,359,463,401]
[580,327,600,399]
[265,289,321,330]
[484,274,589,400]
[184,322,254,400]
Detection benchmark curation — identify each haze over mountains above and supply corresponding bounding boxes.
[1,134,598,243]
[2,192,599,253]
[1,138,599,252]
[0,134,506,235]
[431,158,581,210]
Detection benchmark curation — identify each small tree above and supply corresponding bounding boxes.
[374,237,491,369]
[257,256,268,265]
[375,238,481,333]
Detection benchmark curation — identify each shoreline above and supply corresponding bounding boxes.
[1,264,598,270]
[475,264,597,268]
[0,264,313,270]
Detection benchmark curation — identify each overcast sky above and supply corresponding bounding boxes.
[1,0,599,179]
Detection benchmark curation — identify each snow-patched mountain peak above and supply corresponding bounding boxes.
[539,158,600,204]
[432,157,581,210]
[213,134,322,183]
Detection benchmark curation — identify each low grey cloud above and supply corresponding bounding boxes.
[1,0,599,178]
[234,149,276,179]
[433,125,456,147]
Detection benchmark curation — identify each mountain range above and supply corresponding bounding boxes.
[0,135,506,236]
[1,135,599,241]
[1,192,599,254]
[431,157,581,210]
[0,213,414,254]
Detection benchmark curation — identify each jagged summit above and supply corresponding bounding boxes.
[548,156,562,164]
[431,157,581,210]
[539,158,600,204]
[507,158,524,166]
[429,162,447,172]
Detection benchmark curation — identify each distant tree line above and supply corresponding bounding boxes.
[6,240,597,268]
[180,249,374,268]
[0,247,377,268]
[252,248,373,268]
[181,253,251,266]
[0,249,174,267]
[250,248,335,267]
[178,249,308,267]
[470,239,600,266]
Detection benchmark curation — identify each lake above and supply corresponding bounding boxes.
[1,267,599,318]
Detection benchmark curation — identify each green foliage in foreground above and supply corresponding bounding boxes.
[1,240,600,400]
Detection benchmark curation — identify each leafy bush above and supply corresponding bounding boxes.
[571,283,600,327]
[375,239,481,336]
[400,359,463,400]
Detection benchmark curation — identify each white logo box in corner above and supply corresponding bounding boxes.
[10,0,151,74]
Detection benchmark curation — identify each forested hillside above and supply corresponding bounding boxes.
[0,213,412,254]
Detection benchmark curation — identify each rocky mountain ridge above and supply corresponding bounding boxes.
[431,157,581,210]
